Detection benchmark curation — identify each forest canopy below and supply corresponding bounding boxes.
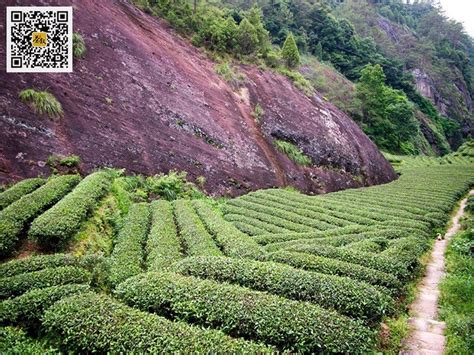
[136,0,473,155]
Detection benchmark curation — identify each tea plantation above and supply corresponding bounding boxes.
[0,160,473,352]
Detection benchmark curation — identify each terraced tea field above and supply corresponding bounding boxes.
[0,163,473,352]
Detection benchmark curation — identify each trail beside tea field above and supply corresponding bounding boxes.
[402,190,474,354]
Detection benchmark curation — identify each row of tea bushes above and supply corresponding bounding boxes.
[226,198,337,231]
[0,284,91,328]
[42,292,273,353]
[192,200,265,259]
[0,266,91,299]
[28,171,112,249]
[0,178,45,211]
[0,175,81,258]
[108,203,150,287]
[173,200,222,257]
[173,256,394,322]
[283,244,411,279]
[146,200,182,271]
[0,326,56,354]
[267,250,402,293]
[0,253,101,278]
[116,271,375,353]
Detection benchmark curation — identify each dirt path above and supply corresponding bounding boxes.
[401,190,473,354]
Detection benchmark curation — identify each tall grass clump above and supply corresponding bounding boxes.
[274,139,312,166]
[73,33,86,58]
[19,89,63,120]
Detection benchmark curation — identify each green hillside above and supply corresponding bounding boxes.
[0,149,472,352]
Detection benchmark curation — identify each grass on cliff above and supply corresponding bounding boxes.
[19,89,63,120]
[274,139,312,166]
[73,33,86,59]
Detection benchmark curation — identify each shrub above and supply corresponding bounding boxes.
[0,284,90,328]
[59,155,80,167]
[277,67,314,95]
[146,200,182,271]
[273,139,312,166]
[29,171,112,249]
[0,326,56,354]
[0,175,81,258]
[116,272,375,353]
[282,32,300,68]
[0,266,91,299]
[42,292,274,353]
[215,62,245,87]
[285,244,410,279]
[72,33,86,58]
[108,203,150,287]
[173,256,394,322]
[0,178,45,210]
[252,103,264,123]
[145,171,203,201]
[268,250,402,293]
[343,238,386,253]
[19,89,63,120]
[173,200,222,257]
[192,200,266,259]
[381,237,428,272]
[0,253,101,278]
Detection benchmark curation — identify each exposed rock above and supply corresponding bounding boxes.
[0,0,396,195]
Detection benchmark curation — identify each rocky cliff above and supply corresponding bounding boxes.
[0,0,396,195]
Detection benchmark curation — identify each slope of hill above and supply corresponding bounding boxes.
[0,0,396,195]
[0,157,472,353]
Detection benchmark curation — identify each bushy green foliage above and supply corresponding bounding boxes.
[137,1,270,58]
[285,243,410,280]
[276,67,314,95]
[42,292,274,353]
[440,228,474,354]
[174,256,394,321]
[116,271,375,353]
[192,200,266,259]
[173,200,222,257]
[19,89,63,120]
[72,33,86,58]
[282,32,300,68]
[214,62,245,87]
[60,155,80,167]
[0,284,90,328]
[0,266,91,300]
[28,171,112,249]
[146,200,182,271]
[108,203,150,287]
[273,139,312,166]
[356,64,419,154]
[0,326,57,354]
[252,103,264,122]
[0,178,44,211]
[0,175,80,258]
[145,171,202,201]
[0,253,101,278]
[268,250,402,293]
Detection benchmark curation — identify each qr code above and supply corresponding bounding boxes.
[6,7,73,73]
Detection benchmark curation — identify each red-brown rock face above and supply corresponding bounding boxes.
[0,0,397,195]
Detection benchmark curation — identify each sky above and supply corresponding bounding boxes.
[438,0,474,37]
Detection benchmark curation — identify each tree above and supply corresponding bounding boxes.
[236,18,259,55]
[315,42,323,60]
[282,32,301,68]
[357,64,419,153]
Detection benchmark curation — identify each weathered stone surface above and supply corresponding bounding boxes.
[0,0,396,195]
